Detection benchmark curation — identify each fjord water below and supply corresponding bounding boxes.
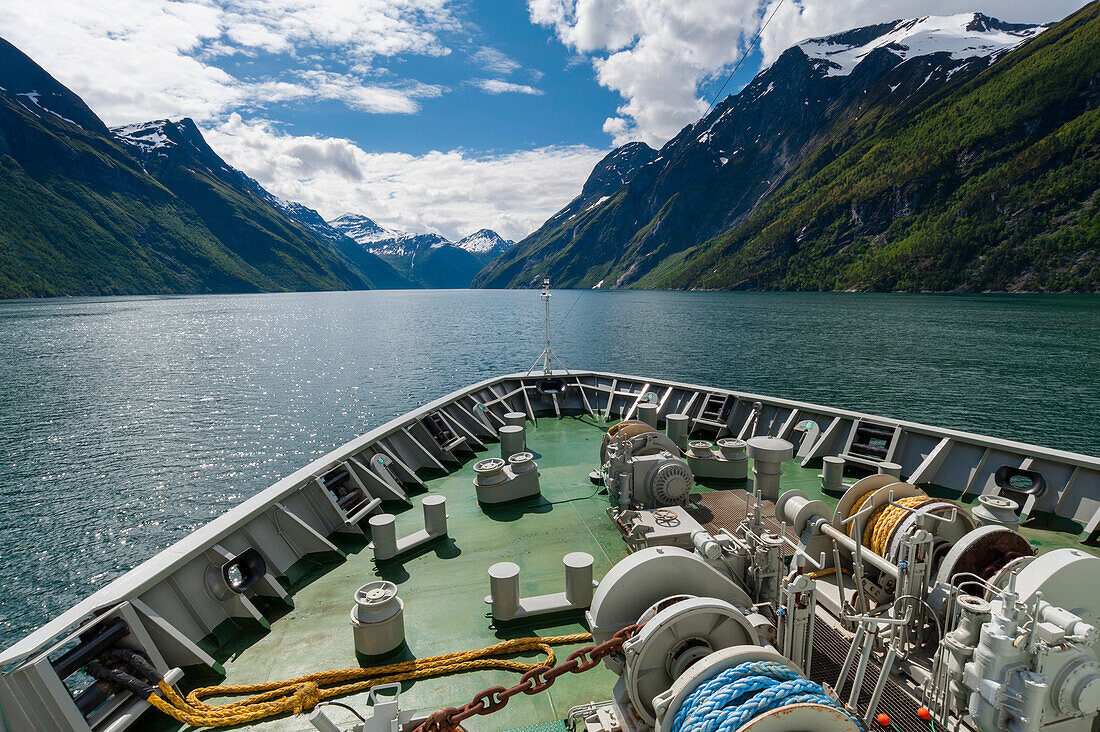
[1,290,1097,647]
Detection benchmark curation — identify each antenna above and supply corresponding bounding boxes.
[527,277,570,376]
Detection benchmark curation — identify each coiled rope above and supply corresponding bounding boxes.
[848,493,941,557]
[145,633,590,728]
[669,661,860,732]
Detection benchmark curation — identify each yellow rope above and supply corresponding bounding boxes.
[860,495,939,556]
[147,632,591,728]
[846,491,877,539]
[846,488,947,556]
[806,567,852,579]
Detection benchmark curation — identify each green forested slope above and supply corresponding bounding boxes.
[657,2,1100,291]
[0,37,410,298]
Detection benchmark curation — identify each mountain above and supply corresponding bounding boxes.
[326,213,403,248]
[474,9,1098,292]
[0,37,412,298]
[330,214,513,288]
[473,141,657,288]
[454,229,513,256]
[110,119,415,291]
[265,201,414,289]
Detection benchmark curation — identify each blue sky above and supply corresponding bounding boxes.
[214,2,625,155]
[0,0,1084,241]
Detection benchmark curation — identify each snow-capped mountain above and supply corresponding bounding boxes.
[328,213,404,247]
[108,117,415,290]
[112,120,177,155]
[453,229,514,255]
[329,214,512,257]
[476,11,1050,289]
[798,12,1044,77]
[329,215,513,287]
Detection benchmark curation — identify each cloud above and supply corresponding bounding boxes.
[528,0,759,147]
[259,71,445,114]
[205,114,607,240]
[474,79,543,95]
[528,0,1089,148]
[0,0,461,125]
[471,46,522,75]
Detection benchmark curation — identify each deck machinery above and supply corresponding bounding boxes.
[589,419,1100,732]
[2,370,1099,732]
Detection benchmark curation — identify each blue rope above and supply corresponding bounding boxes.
[670,661,861,732]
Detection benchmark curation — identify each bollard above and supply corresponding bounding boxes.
[878,462,903,479]
[821,456,846,493]
[423,494,447,536]
[500,425,526,460]
[369,514,398,561]
[504,411,526,428]
[666,414,689,451]
[369,497,448,563]
[350,580,405,657]
[637,402,659,429]
[487,562,521,620]
[689,440,714,458]
[486,553,597,621]
[563,552,595,607]
[716,437,749,480]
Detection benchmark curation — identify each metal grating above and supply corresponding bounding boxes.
[809,621,930,732]
[688,490,798,557]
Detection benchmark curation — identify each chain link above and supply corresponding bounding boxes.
[415,625,640,732]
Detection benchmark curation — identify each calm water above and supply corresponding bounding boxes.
[1,290,1097,647]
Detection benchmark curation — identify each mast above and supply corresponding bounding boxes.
[527,276,569,377]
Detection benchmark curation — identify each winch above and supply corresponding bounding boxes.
[586,547,857,732]
[584,418,1100,732]
[602,421,694,510]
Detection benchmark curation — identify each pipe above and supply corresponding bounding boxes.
[52,617,129,679]
[816,520,900,579]
[74,682,112,716]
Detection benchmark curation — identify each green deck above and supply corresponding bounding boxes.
[156,415,630,732]
[143,414,1094,732]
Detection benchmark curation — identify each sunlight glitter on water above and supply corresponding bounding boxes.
[0,289,1097,645]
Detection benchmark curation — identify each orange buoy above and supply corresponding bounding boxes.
[917,707,932,721]
[877,712,892,727]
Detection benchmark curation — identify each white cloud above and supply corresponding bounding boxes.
[0,0,461,125]
[474,79,543,95]
[528,0,1089,148]
[471,46,522,75]
[528,0,759,147]
[259,71,445,114]
[205,114,607,241]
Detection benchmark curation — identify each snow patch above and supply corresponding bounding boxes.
[797,13,1044,78]
[112,121,176,153]
[585,195,610,213]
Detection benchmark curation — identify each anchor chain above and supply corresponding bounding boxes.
[416,624,641,732]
